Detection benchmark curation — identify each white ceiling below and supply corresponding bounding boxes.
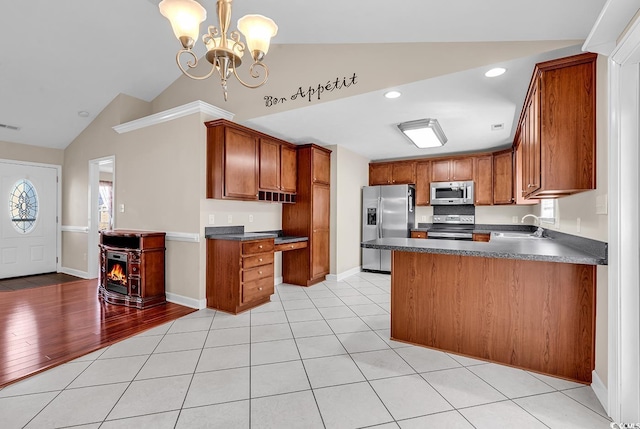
[0,0,607,160]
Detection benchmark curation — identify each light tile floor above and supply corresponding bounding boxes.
[0,272,612,429]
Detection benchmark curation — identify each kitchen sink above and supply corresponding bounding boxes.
[490,231,546,240]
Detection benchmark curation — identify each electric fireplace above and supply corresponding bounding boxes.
[99,230,166,309]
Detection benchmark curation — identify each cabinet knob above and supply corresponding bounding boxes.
[259,245,263,249]
[258,258,263,262]
[258,271,263,275]
[258,287,263,291]
[290,245,294,248]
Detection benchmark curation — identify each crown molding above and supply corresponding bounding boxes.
[113,100,234,134]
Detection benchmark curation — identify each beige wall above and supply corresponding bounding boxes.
[152,41,580,122]
[327,145,370,276]
[1,140,64,165]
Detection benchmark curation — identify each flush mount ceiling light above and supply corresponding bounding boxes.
[485,67,507,77]
[384,90,402,99]
[397,118,447,148]
[159,0,278,101]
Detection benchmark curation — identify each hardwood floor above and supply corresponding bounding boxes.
[0,279,196,388]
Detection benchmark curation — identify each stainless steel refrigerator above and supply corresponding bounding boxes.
[362,184,415,273]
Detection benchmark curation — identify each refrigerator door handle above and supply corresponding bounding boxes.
[408,192,414,213]
[378,197,383,239]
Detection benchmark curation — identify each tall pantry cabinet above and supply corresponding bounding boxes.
[283,144,331,286]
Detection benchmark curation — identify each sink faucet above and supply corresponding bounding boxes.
[522,214,545,237]
[521,214,540,225]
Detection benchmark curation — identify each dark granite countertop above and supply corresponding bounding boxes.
[204,226,308,244]
[368,223,608,265]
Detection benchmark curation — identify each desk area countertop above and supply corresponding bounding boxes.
[204,226,308,245]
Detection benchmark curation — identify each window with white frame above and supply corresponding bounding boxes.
[540,199,556,224]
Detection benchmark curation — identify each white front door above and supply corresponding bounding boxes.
[0,161,58,279]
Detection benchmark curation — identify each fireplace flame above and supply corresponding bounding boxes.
[107,263,127,285]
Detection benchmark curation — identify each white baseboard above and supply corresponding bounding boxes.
[275,276,283,286]
[165,292,206,309]
[326,266,362,282]
[59,267,91,279]
[591,370,608,415]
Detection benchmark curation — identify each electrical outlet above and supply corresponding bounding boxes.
[512,216,518,223]
[249,215,254,223]
[227,214,233,224]
[119,203,125,213]
[208,214,215,225]
[421,216,427,222]
[577,217,581,233]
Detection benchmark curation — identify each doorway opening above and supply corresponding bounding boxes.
[88,156,115,279]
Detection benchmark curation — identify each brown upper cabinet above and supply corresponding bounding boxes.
[431,157,473,182]
[474,155,493,206]
[206,120,259,200]
[259,137,297,193]
[493,149,514,205]
[206,119,297,201]
[415,161,431,206]
[516,52,597,199]
[313,149,331,184]
[281,145,297,193]
[369,161,416,185]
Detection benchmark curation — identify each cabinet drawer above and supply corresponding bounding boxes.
[129,263,141,276]
[274,241,308,252]
[243,264,274,283]
[242,276,274,304]
[243,252,274,269]
[411,231,427,239]
[242,240,274,255]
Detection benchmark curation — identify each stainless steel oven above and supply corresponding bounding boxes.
[428,215,475,241]
[430,181,474,205]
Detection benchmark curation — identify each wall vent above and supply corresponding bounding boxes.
[0,123,20,131]
[491,123,504,131]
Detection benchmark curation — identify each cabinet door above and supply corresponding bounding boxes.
[529,83,541,193]
[431,160,450,182]
[415,161,431,206]
[493,151,514,204]
[452,158,474,181]
[311,230,330,278]
[369,163,391,185]
[313,148,331,184]
[474,155,493,205]
[259,138,281,191]
[311,184,330,278]
[391,162,416,184]
[225,127,258,200]
[280,145,297,193]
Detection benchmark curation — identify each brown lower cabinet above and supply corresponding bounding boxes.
[410,231,427,239]
[472,233,491,242]
[206,238,274,314]
[391,251,595,383]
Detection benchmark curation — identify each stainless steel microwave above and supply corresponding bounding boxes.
[430,181,474,205]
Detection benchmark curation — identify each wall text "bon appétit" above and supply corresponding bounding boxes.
[264,73,358,107]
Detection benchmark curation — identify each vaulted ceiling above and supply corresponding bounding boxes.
[0,0,607,160]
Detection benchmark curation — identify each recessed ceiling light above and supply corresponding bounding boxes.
[384,90,401,99]
[485,67,507,78]
[78,111,90,118]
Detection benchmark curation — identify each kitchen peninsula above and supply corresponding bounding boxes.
[362,233,607,383]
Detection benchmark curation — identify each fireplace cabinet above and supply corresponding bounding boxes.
[99,230,166,309]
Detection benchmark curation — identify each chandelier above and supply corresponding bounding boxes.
[159,0,278,101]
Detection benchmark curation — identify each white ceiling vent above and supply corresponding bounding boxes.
[0,123,20,131]
[491,123,504,131]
